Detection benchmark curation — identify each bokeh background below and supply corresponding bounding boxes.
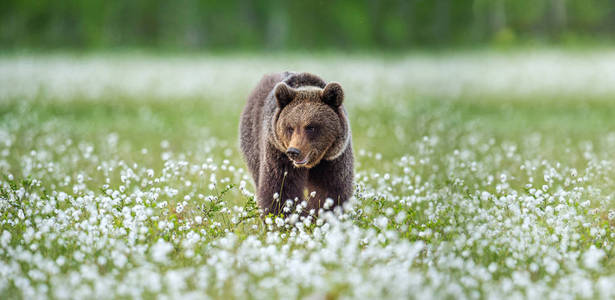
[2,0,614,51]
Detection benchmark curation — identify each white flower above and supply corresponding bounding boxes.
[0,231,11,247]
[583,246,605,270]
[374,216,388,229]
[151,239,174,264]
[323,198,334,210]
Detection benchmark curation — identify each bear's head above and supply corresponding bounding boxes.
[272,81,349,168]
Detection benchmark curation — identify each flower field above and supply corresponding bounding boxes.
[1,51,615,299]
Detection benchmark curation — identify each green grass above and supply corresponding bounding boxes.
[2,60,615,299]
[4,94,615,162]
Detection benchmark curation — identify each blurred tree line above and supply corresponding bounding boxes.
[1,0,614,50]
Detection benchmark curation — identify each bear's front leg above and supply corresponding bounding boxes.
[307,147,354,213]
[257,143,307,216]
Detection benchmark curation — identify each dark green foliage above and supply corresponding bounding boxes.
[2,0,615,50]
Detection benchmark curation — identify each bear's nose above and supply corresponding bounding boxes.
[286,147,301,158]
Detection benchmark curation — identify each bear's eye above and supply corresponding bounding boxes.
[286,127,294,135]
[305,125,316,133]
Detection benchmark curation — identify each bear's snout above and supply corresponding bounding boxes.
[286,147,301,159]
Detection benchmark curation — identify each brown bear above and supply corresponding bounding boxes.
[239,72,354,216]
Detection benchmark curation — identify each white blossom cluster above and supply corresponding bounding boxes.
[1,54,615,299]
[2,50,615,103]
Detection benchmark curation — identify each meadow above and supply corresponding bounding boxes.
[1,51,615,299]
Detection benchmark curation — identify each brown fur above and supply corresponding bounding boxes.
[240,72,354,216]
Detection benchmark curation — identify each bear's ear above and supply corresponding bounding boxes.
[321,82,344,107]
[274,82,296,108]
